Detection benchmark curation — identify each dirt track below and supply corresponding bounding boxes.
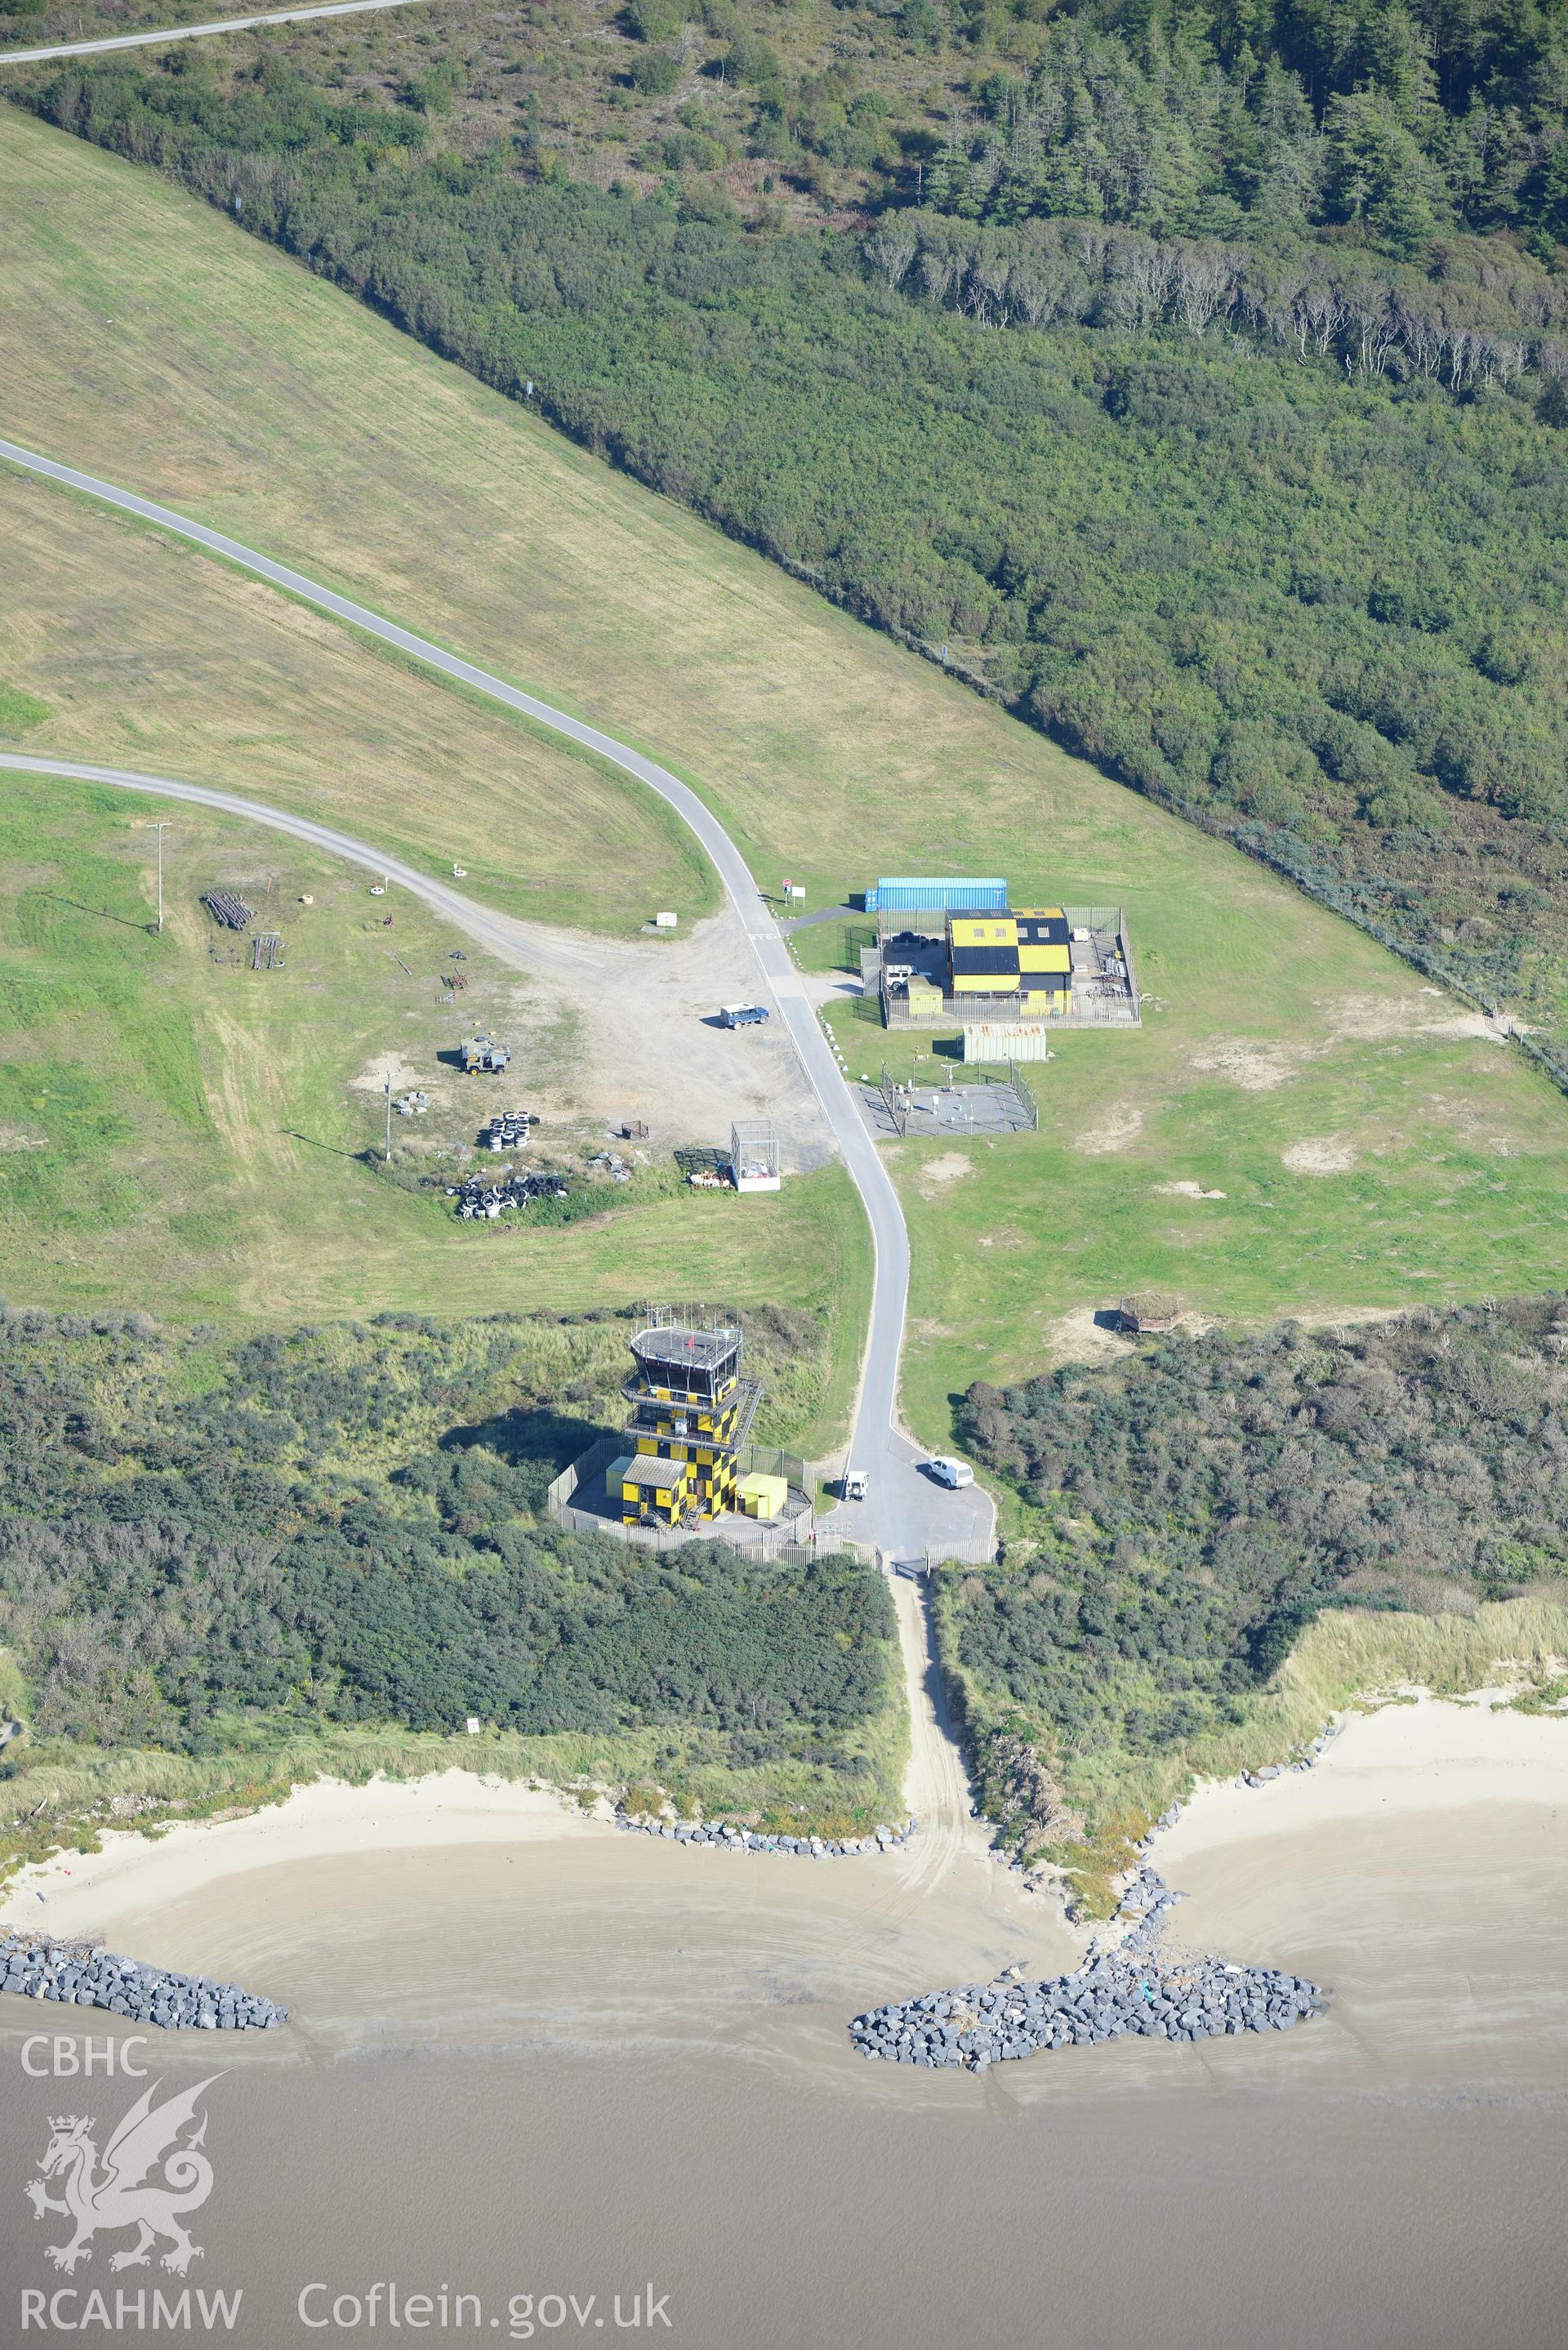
[504,906,833,1170]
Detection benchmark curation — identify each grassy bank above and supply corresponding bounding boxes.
[0,467,713,934]
[0,1695,911,1891]
[4,115,1568,1446]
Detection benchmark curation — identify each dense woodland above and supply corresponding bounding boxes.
[16,2,1568,1057]
[921,7,1568,254]
[16,0,1568,261]
[950,1297,1568,1786]
[0,1309,893,1776]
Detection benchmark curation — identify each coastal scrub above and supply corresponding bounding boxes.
[936,1299,1568,1880]
[0,1308,905,1881]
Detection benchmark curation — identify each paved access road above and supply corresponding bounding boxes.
[0,0,427,68]
[0,435,993,1583]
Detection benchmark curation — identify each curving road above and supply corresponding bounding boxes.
[0,0,429,69]
[0,750,564,961]
[3,760,982,1866]
[0,435,991,1598]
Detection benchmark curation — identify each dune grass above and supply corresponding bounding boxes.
[0,1683,911,1888]
[937,1593,1568,1908]
[1076,1597,1568,1828]
[3,112,1568,1447]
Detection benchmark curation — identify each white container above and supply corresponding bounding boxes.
[654,911,679,929]
[964,1020,1058,1063]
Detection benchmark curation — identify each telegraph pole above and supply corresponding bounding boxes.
[385,1075,393,1164]
[147,820,171,933]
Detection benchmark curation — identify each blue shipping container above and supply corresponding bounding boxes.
[867,877,1008,914]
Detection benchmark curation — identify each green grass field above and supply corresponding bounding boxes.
[3,109,1568,1449]
[0,107,1295,904]
[0,776,868,1450]
[818,929,1568,1437]
[1,467,713,934]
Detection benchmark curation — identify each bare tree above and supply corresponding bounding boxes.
[866,224,918,290]
[1170,244,1236,335]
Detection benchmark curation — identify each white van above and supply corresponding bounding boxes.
[924,1456,974,1489]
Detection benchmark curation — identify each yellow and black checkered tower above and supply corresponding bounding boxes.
[616,1320,760,1527]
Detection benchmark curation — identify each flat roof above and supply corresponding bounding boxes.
[951,916,1018,940]
[621,1455,691,1488]
[630,1326,739,1371]
[951,945,1022,976]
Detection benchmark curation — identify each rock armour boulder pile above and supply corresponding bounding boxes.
[0,1934,287,2031]
[617,1816,915,1856]
[849,1865,1328,2071]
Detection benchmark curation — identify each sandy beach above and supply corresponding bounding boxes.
[0,1768,611,1941]
[3,1693,1566,2348]
[6,1686,1565,1949]
[1161,1689,1568,1861]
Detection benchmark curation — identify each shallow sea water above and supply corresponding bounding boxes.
[2,1800,1565,2348]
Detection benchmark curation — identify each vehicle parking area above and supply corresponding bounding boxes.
[356,898,833,1177]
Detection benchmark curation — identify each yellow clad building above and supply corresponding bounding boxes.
[947,907,1072,1015]
[613,1320,761,1528]
[1015,906,1073,1014]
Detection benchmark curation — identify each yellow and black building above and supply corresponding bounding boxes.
[947,906,1073,1016]
[612,1322,761,1527]
[1015,906,1074,1014]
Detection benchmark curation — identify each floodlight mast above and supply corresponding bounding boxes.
[146,819,172,933]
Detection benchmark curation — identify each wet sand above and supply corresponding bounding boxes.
[3,1706,1566,2348]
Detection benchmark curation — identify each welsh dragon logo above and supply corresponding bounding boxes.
[25,2076,220,2276]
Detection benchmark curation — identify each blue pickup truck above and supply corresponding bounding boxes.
[719,1004,770,1028]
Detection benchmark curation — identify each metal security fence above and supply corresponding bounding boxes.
[867,903,1140,1031]
[1006,1059,1040,1130]
[555,1500,817,1557]
[874,1066,1035,1139]
[741,1444,808,1492]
